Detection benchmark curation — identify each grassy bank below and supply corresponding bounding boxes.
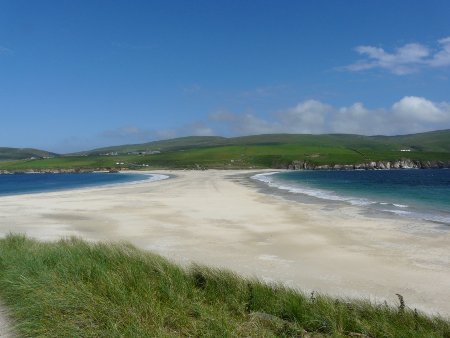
[0,235,448,337]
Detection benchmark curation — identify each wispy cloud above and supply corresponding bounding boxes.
[87,97,450,151]
[342,37,450,75]
[430,37,450,67]
[208,96,450,136]
[103,97,450,142]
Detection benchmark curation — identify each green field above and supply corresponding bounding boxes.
[0,147,56,161]
[0,235,448,337]
[1,130,450,170]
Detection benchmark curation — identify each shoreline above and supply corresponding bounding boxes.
[249,170,450,228]
[0,169,449,316]
[2,166,450,176]
[0,171,170,198]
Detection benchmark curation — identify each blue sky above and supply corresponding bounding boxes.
[1,0,450,153]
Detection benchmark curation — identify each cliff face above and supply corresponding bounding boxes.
[287,159,450,170]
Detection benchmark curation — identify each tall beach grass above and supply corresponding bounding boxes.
[0,234,448,337]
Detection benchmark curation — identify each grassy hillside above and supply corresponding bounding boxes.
[80,130,450,155]
[0,147,57,161]
[1,130,449,171]
[0,235,448,337]
[2,147,450,171]
[76,136,228,155]
[369,129,450,153]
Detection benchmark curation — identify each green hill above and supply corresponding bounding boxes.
[0,147,57,161]
[1,130,449,171]
[76,136,227,155]
[80,130,450,155]
[369,129,450,153]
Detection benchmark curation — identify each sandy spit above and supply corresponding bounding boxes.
[0,169,449,317]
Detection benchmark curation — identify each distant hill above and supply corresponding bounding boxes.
[1,130,449,171]
[0,147,57,161]
[79,129,450,155]
[368,129,450,153]
[74,136,228,155]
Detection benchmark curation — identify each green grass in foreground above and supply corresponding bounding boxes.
[0,235,448,337]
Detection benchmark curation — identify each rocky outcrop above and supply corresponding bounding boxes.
[288,159,450,170]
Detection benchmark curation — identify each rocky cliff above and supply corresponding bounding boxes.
[287,159,450,170]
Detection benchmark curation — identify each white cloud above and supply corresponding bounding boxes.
[93,97,450,150]
[279,100,332,133]
[235,114,278,134]
[430,37,450,67]
[211,111,279,134]
[208,96,450,136]
[343,37,450,75]
[332,103,373,134]
[391,96,449,123]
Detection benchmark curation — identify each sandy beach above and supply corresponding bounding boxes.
[0,302,13,338]
[0,170,449,317]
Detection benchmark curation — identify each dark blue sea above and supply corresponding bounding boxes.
[0,172,168,197]
[253,169,450,226]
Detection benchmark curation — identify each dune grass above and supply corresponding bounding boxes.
[0,234,448,337]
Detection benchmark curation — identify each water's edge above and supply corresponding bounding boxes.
[0,172,170,197]
[250,171,450,228]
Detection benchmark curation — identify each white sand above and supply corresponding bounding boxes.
[0,170,449,317]
[0,303,13,338]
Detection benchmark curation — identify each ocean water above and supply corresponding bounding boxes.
[0,172,169,197]
[252,169,450,226]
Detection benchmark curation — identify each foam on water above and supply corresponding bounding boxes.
[252,172,374,206]
[382,209,450,225]
[252,171,450,226]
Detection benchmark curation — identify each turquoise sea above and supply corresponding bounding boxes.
[252,169,450,226]
[0,172,168,196]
